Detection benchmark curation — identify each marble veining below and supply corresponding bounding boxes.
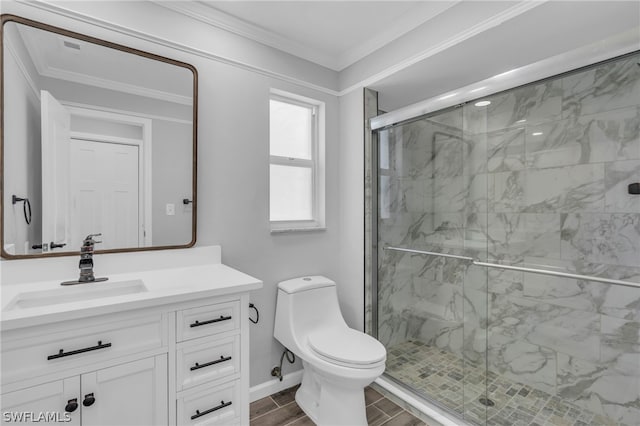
[373,52,640,425]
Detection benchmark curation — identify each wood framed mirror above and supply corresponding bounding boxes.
[1,15,197,259]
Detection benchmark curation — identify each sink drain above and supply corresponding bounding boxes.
[478,397,495,407]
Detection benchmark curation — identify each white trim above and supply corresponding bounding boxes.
[269,156,313,168]
[16,0,341,97]
[67,106,153,247]
[155,0,546,91]
[61,100,192,125]
[4,32,41,103]
[337,2,460,71]
[269,90,325,232]
[14,19,191,106]
[339,0,547,96]
[155,1,460,72]
[375,376,472,426]
[11,0,554,100]
[40,66,193,106]
[249,369,303,403]
[15,0,633,104]
[70,132,140,147]
[155,1,338,71]
[371,27,640,130]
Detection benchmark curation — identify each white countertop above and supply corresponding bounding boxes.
[1,246,262,331]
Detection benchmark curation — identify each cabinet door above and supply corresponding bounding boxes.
[81,355,167,426]
[1,377,80,425]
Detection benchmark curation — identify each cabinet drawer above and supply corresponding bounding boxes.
[1,314,165,385]
[177,379,240,426]
[177,301,240,342]
[177,335,239,392]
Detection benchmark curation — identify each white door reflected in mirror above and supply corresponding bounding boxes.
[69,139,140,251]
[40,90,70,252]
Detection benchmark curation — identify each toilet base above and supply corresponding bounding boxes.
[295,361,372,426]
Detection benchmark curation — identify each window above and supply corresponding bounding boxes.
[269,90,325,232]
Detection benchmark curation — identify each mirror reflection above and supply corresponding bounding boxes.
[2,17,197,257]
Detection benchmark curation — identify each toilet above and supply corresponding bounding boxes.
[274,276,387,426]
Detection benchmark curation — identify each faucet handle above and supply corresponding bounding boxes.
[83,234,103,245]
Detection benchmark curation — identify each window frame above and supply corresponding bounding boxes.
[269,90,325,233]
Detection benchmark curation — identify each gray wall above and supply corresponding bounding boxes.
[1,1,342,389]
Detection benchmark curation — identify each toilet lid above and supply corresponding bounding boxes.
[308,328,386,366]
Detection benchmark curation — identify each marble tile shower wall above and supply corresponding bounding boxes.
[376,53,640,424]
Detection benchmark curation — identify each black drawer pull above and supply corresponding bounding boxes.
[191,400,232,420]
[190,315,232,328]
[190,355,232,371]
[47,341,111,360]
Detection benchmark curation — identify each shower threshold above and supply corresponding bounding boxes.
[385,340,619,426]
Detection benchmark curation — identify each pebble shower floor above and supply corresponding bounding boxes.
[385,340,622,426]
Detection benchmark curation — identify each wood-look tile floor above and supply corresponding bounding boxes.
[250,385,427,426]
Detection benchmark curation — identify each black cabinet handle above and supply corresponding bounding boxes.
[47,341,111,360]
[83,393,95,407]
[65,398,78,413]
[190,355,232,371]
[190,315,232,328]
[50,242,67,249]
[191,400,232,420]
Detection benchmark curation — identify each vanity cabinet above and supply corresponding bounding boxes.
[1,293,252,426]
[2,356,167,426]
[1,378,80,425]
[174,298,247,425]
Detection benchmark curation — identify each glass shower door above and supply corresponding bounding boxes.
[375,106,490,424]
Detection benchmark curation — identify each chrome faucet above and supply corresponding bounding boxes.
[61,234,109,286]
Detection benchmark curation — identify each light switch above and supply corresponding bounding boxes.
[166,203,175,216]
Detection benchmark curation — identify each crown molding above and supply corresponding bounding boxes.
[61,100,193,125]
[4,32,41,103]
[13,0,564,100]
[10,12,193,106]
[339,0,548,95]
[41,66,193,106]
[156,1,461,72]
[155,1,340,70]
[15,0,341,96]
[335,1,460,71]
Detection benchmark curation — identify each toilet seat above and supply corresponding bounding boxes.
[308,328,386,368]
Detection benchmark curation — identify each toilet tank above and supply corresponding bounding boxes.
[274,276,347,351]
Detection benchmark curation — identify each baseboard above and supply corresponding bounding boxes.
[250,369,303,402]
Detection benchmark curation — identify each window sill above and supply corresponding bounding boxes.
[270,227,327,235]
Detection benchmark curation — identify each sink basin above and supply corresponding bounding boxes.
[4,279,147,311]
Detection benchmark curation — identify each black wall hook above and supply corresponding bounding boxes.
[12,195,32,225]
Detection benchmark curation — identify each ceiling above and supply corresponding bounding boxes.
[9,21,193,105]
[21,0,635,113]
[159,1,640,111]
[164,1,459,71]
